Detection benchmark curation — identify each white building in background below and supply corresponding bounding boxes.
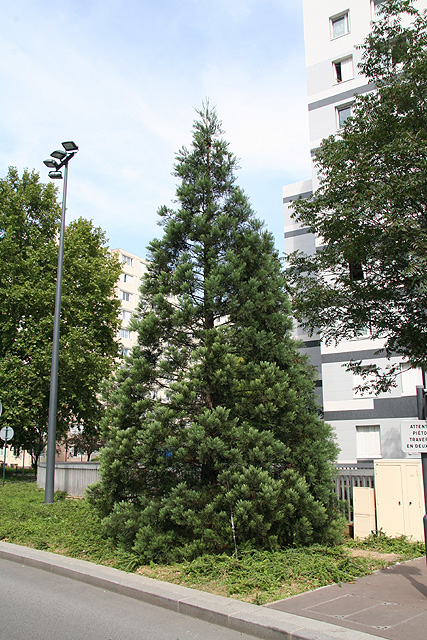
[0,445,31,469]
[284,0,427,463]
[112,249,149,357]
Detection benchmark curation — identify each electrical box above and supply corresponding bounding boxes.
[353,487,376,539]
[374,460,424,542]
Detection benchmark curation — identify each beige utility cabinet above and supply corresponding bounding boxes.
[353,487,376,540]
[374,460,425,542]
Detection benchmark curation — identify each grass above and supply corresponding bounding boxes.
[1,479,424,604]
[136,540,424,604]
[1,466,36,482]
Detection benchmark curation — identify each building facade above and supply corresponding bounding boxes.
[284,0,427,463]
[112,249,149,357]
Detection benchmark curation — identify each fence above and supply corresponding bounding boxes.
[334,462,375,523]
[37,460,375,517]
[37,461,100,497]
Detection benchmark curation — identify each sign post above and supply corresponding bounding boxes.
[400,420,427,454]
[403,385,427,566]
[0,425,14,487]
[400,420,427,552]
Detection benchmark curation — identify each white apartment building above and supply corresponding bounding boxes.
[284,0,427,463]
[112,249,149,357]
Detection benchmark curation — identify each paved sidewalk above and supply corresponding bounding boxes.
[267,556,427,640]
[0,541,379,640]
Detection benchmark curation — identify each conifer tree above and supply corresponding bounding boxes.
[91,105,342,561]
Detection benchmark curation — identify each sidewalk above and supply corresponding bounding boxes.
[267,556,427,640]
[0,541,423,640]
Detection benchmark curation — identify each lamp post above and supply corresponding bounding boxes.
[43,141,78,504]
[416,384,427,565]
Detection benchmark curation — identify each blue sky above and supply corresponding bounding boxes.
[0,0,311,258]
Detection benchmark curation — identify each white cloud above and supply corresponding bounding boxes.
[0,0,310,257]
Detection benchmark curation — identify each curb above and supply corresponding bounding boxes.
[0,541,380,640]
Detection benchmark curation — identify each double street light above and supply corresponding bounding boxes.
[43,141,78,504]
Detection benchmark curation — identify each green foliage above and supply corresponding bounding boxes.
[0,168,121,465]
[0,482,423,604]
[170,546,391,603]
[66,425,104,461]
[0,482,115,563]
[0,466,35,482]
[138,537,424,604]
[288,0,427,391]
[91,104,342,561]
[346,529,426,558]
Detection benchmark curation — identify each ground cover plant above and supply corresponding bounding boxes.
[0,481,423,604]
[0,481,120,566]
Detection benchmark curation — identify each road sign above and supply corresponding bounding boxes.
[401,420,427,452]
[0,426,14,442]
[1,425,14,486]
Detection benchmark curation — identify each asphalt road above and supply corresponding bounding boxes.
[0,558,255,640]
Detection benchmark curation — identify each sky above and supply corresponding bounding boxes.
[0,0,311,259]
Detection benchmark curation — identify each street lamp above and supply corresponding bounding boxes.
[43,141,78,504]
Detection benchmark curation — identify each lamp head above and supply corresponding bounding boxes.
[48,171,63,180]
[62,141,79,152]
[43,159,59,169]
[51,149,67,160]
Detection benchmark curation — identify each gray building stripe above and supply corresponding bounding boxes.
[283,191,312,204]
[302,339,321,348]
[324,396,416,421]
[285,227,312,238]
[308,83,376,112]
[321,348,387,364]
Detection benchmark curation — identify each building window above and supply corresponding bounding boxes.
[120,347,130,357]
[400,363,423,396]
[337,104,352,129]
[348,261,364,281]
[356,425,381,459]
[140,261,147,272]
[333,56,353,84]
[121,309,132,322]
[351,325,370,340]
[120,291,131,302]
[119,329,131,340]
[120,273,133,284]
[331,12,349,39]
[372,0,386,20]
[121,254,133,266]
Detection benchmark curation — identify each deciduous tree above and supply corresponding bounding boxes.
[0,168,121,467]
[288,0,427,391]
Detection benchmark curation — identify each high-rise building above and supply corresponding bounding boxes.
[112,249,149,356]
[284,0,427,463]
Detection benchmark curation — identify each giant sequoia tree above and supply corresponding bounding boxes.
[91,106,341,562]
